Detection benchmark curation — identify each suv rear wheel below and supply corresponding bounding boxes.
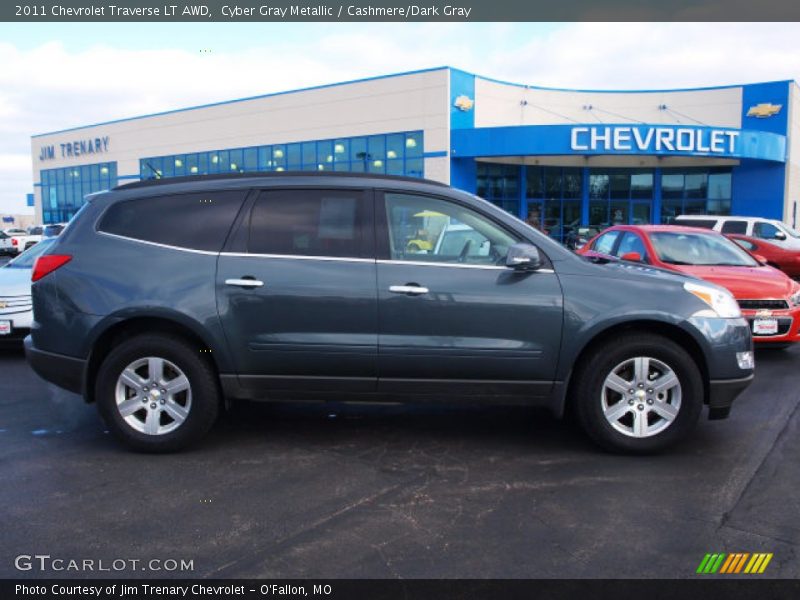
[573,334,703,454]
[96,333,220,452]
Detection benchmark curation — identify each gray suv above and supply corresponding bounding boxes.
[25,173,755,453]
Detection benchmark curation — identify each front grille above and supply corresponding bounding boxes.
[0,295,32,314]
[738,299,789,311]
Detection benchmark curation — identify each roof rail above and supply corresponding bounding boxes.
[114,171,449,191]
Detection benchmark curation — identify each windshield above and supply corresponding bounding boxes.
[5,238,55,269]
[649,231,758,267]
[777,222,800,239]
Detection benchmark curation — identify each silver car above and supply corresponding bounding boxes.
[0,238,55,345]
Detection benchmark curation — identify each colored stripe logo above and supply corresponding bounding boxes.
[697,553,773,574]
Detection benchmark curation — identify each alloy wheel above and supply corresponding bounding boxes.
[114,356,192,435]
[601,356,682,438]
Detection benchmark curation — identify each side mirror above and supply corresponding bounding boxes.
[774,231,787,241]
[506,243,543,271]
[620,251,643,263]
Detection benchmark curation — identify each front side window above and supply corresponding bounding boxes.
[753,222,781,240]
[98,191,246,252]
[383,193,519,266]
[249,189,368,258]
[615,232,648,262]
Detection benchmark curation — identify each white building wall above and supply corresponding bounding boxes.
[474,78,743,129]
[32,69,451,222]
[784,82,800,227]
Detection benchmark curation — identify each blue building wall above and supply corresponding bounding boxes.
[730,81,791,220]
[447,75,791,228]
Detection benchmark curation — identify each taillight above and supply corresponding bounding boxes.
[12,238,18,246]
[32,255,72,282]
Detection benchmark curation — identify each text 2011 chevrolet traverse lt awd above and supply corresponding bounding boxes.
[25,173,754,453]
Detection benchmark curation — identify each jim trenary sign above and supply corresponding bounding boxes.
[570,126,739,155]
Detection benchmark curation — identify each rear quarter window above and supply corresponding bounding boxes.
[674,218,717,230]
[98,191,247,252]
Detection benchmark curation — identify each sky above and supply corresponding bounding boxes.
[1,22,800,216]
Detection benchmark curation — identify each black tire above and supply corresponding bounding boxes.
[95,333,220,452]
[572,333,704,454]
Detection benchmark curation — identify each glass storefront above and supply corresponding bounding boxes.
[525,166,582,244]
[40,162,117,224]
[474,163,733,244]
[588,168,653,234]
[660,167,732,223]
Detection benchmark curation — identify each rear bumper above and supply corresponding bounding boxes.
[707,374,754,420]
[24,335,85,394]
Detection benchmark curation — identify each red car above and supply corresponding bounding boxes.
[577,225,800,347]
[725,233,800,280]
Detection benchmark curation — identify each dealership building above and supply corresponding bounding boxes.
[30,67,799,242]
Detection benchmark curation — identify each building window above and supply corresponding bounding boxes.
[39,162,117,224]
[525,166,583,243]
[139,131,425,182]
[661,168,732,223]
[476,163,520,216]
[588,169,654,232]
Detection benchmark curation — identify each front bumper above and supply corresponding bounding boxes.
[24,335,86,394]
[742,307,800,344]
[707,375,754,420]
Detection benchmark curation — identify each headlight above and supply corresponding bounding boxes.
[684,281,742,318]
[790,289,800,307]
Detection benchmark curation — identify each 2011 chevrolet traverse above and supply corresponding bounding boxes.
[25,173,754,453]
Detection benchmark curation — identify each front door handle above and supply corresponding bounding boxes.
[389,284,429,295]
[225,277,264,288]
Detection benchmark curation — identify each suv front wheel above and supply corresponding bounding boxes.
[96,333,220,452]
[573,333,704,454]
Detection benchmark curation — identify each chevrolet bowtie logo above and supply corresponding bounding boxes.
[747,103,782,118]
[453,95,474,112]
[0,302,6,309]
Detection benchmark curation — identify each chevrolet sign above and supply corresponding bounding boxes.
[570,126,739,154]
[747,103,782,118]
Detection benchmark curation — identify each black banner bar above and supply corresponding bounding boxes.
[3,0,800,22]
[4,580,800,600]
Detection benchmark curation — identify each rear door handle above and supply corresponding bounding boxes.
[389,285,429,295]
[225,278,264,288]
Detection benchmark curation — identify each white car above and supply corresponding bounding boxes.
[0,238,54,345]
[674,215,800,251]
[0,231,14,255]
[1,228,42,256]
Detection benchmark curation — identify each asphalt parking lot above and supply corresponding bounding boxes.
[1,328,798,579]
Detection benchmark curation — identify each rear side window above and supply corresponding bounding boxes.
[674,218,717,230]
[593,231,621,255]
[248,189,369,258]
[98,191,246,252]
[720,220,748,234]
